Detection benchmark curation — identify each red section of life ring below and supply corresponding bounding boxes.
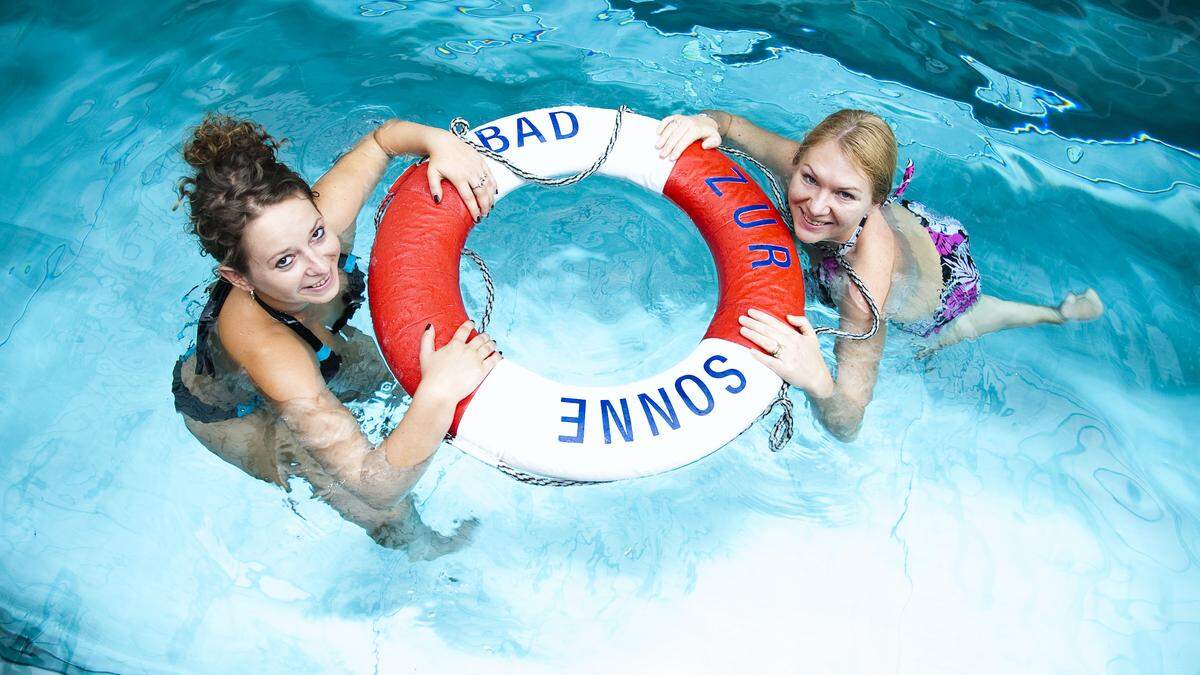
[369,143,805,434]
[663,144,805,348]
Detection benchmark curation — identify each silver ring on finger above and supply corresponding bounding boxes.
[770,343,783,358]
[473,174,488,190]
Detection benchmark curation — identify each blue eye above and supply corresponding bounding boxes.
[312,226,325,240]
[803,173,817,185]
[839,191,855,200]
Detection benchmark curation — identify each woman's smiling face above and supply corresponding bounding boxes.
[231,194,341,307]
[787,140,877,245]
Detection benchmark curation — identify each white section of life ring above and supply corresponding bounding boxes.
[454,340,783,482]
[471,106,676,197]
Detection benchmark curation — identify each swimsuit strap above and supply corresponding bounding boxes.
[251,291,342,380]
[330,253,365,334]
[817,213,867,258]
[193,280,232,376]
[890,159,915,202]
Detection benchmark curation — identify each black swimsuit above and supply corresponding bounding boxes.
[172,253,366,424]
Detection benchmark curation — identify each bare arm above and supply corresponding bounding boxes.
[807,241,894,439]
[808,320,886,442]
[701,110,800,179]
[740,238,893,441]
[271,386,453,509]
[313,120,497,252]
[227,318,496,511]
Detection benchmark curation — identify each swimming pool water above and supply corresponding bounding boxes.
[1,1,1198,672]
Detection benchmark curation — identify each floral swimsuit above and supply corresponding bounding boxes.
[807,199,982,338]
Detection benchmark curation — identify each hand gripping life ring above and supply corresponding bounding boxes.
[370,106,804,483]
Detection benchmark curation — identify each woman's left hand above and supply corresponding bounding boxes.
[739,308,834,399]
[425,130,496,221]
[655,113,721,160]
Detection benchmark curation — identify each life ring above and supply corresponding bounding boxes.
[370,106,804,483]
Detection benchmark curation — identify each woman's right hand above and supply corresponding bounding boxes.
[656,113,722,160]
[739,309,835,399]
[422,129,496,221]
[416,320,500,404]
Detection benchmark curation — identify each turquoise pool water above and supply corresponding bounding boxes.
[2,1,1198,672]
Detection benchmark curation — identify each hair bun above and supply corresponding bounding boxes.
[182,113,280,170]
[176,113,312,272]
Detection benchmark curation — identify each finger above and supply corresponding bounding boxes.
[451,320,474,344]
[669,138,692,160]
[662,125,689,158]
[478,176,495,217]
[668,126,696,159]
[747,308,792,332]
[658,123,684,157]
[700,133,720,150]
[751,351,793,381]
[738,314,775,336]
[419,323,434,360]
[787,314,813,332]
[655,116,679,143]
[739,326,776,353]
[426,169,443,205]
[467,332,490,350]
[482,351,501,374]
[751,350,781,370]
[470,182,492,218]
[451,178,482,222]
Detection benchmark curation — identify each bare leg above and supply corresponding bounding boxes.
[924,289,1103,351]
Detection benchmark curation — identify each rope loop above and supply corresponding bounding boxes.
[764,384,795,452]
[496,462,606,487]
[461,248,494,333]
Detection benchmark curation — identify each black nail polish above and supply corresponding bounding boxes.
[434,195,441,204]
[425,323,432,330]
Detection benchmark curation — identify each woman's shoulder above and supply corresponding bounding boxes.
[219,297,330,402]
[837,210,897,314]
[216,290,307,371]
[857,209,898,272]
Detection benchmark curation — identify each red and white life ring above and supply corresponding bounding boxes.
[370,106,804,482]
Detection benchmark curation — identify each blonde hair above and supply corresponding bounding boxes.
[793,109,897,205]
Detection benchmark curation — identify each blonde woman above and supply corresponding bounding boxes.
[655,110,1103,441]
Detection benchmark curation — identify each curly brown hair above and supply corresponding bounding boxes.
[176,113,313,272]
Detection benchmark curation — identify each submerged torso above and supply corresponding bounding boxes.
[175,261,394,493]
[804,200,948,327]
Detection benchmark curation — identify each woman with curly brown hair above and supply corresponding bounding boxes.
[172,113,499,555]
